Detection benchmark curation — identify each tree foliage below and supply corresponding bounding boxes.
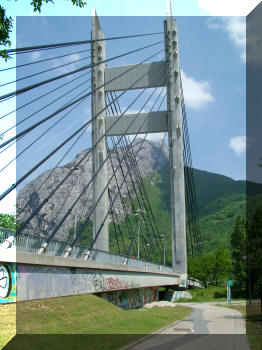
[248,207,262,299]
[0,0,87,60]
[0,213,17,230]
[230,216,246,297]
[188,246,231,288]
[0,4,13,60]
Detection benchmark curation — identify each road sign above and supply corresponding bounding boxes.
[227,280,233,286]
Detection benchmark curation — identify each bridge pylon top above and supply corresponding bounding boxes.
[166,0,172,16]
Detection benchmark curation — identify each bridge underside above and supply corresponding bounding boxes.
[0,248,185,304]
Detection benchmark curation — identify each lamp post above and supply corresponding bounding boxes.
[134,213,141,259]
[134,209,146,259]
[146,243,150,268]
[70,166,81,241]
[160,234,166,266]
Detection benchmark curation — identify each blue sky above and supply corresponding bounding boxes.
[0,0,260,214]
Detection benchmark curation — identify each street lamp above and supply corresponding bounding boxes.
[134,213,141,259]
[160,234,166,266]
[145,243,150,268]
[134,209,146,260]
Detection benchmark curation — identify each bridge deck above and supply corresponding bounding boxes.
[1,247,185,303]
[0,227,174,274]
[0,228,187,304]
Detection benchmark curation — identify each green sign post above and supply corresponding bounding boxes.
[227,280,233,305]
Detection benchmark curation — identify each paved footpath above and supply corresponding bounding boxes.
[124,302,251,350]
[158,302,246,334]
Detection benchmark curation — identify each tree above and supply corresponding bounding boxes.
[188,254,214,288]
[248,207,262,304]
[0,0,87,60]
[188,246,231,288]
[230,216,246,297]
[0,213,17,230]
[212,245,231,286]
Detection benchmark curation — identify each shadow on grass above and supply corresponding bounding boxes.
[4,335,143,350]
[4,334,253,350]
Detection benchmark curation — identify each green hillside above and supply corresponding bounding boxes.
[140,165,246,256]
[193,169,246,217]
[71,166,262,265]
[117,166,262,258]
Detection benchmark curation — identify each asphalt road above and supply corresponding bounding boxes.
[124,302,250,350]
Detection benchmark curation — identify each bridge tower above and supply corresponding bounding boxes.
[91,10,109,251]
[165,4,187,276]
[91,7,187,276]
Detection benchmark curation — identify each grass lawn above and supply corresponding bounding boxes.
[1,294,192,350]
[218,302,262,350]
[176,286,245,303]
[0,303,16,349]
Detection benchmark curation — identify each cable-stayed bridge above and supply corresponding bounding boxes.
[0,9,202,307]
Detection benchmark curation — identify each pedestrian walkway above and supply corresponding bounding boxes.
[124,303,250,350]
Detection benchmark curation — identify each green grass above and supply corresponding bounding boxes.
[217,303,262,350]
[176,286,244,303]
[2,294,192,350]
[0,303,16,349]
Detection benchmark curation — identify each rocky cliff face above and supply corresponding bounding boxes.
[17,138,168,241]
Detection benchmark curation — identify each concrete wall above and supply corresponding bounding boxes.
[0,261,178,304]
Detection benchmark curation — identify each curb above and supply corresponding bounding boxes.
[118,319,182,350]
[152,319,181,334]
[118,334,154,350]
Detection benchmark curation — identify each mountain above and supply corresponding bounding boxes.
[16,139,168,241]
[16,138,262,258]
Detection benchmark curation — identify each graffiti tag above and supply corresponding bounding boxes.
[0,264,11,299]
[105,277,129,290]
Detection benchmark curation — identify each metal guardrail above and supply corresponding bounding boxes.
[0,227,174,273]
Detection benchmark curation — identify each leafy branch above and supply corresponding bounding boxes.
[0,0,87,60]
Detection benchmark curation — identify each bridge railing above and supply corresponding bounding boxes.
[0,228,174,273]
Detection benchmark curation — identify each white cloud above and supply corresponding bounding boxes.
[207,17,246,62]
[41,18,47,27]
[229,136,246,156]
[67,53,81,63]
[134,132,165,143]
[197,0,260,15]
[31,51,40,61]
[180,70,214,110]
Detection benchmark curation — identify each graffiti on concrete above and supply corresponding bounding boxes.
[92,273,106,292]
[0,263,16,303]
[172,290,192,301]
[105,277,129,290]
[0,265,10,298]
[0,261,172,303]
[100,287,158,309]
[11,264,151,302]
